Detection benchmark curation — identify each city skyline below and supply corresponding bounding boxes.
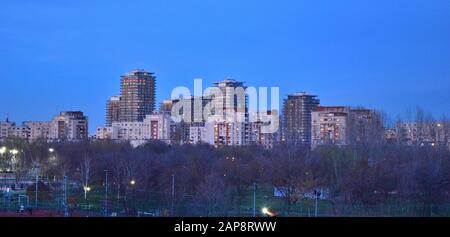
[1,0,450,131]
[1,1,450,221]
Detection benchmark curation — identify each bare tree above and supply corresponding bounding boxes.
[262,145,319,215]
[194,173,231,216]
[80,152,91,188]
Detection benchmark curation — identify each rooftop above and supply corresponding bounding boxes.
[123,69,154,77]
[287,92,318,97]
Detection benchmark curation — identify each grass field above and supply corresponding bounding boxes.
[2,184,450,217]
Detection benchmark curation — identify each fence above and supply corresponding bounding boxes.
[2,187,450,217]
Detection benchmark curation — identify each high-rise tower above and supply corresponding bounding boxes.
[106,95,121,126]
[283,92,319,145]
[119,69,156,122]
[211,78,249,146]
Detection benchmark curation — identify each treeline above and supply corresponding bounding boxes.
[1,138,449,216]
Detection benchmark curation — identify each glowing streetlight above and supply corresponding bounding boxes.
[261,207,276,217]
[130,179,137,215]
[9,149,19,170]
[84,186,91,200]
[83,185,92,215]
[0,146,6,155]
[48,148,57,164]
[84,186,92,192]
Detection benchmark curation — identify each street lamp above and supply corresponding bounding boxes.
[313,190,321,217]
[253,182,257,217]
[34,163,40,209]
[0,147,6,169]
[0,146,6,155]
[261,207,276,217]
[83,186,91,200]
[104,169,109,217]
[63,175,69,217]
[171,174,175,217]
[48,148,57,165]
[9,149,19,172]
[130,180,136,216]
[83,186,92,216]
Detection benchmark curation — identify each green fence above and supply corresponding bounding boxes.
[2,187,450,217]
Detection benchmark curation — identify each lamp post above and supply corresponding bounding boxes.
[0,147,6,170]
[9,149,18,171]
[262,207,269,216]
[9,149,18,155]
[253,182,257,217]
[83,186,91,215]
[83,186,91,200]
[104,169,109,217]
[34,164,40,209]
[63,175,68,217]
[130,179,136,216]
[49,148,55,161]
[314,190,321,217]
[171,174,175,217]
[261,207,276,217]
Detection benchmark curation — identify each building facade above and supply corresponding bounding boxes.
[24,121,51,141]
[106,95,121,126]
[392,121,449,147]
[0,112,87,142]
[49,111,88,141]
[283,92,320,146]
[95,126,115,140]
[311,106,383,148]
[7,125,30,140]
[248,110,281,149]
[119,69,156,122]
[210,79,250,146]
[166,78,252,147]
[347,108,382,144]
[188,122,215,145]
[311,106,350,148]
[96,113,172,143]
[0,119,14,140]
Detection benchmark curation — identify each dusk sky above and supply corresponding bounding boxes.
[1,0,449,132]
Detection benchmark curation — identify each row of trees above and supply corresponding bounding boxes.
[1,137,449,216]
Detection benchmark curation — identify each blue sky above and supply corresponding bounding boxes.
[1,0,449,131]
